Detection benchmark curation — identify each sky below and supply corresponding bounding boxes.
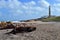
[0,0,60,21]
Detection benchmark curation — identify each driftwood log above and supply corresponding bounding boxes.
[7,27,36,34]
[0,22,36,34]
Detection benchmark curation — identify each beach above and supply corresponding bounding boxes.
[0,22,60,40]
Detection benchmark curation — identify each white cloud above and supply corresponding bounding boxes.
[17,10,23,14]
[0,0,7,8]
[54,3,60,7]
[38,0,50,7]
[50,3,60,16]
[55,0,60,2]
[29,1,36,5]
[12,10,23,16]
[8,0,22,9]
[0,12,2,17]
[53,3,60,12]
[8,0,44,14]
[0,0,48,18]
[24,1,36,6]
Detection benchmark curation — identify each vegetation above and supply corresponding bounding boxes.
[41,16,60,22]
[20,16,60,22]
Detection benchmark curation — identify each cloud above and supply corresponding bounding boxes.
[0,0,50,20]
[0,0,47,12]
[8,0,22,9]
[38,0,50,7]
[24,1,36,7]
[55,0,60,2]
[7,0,45,14]
[0,0,7,8]
[0,12,2,17]
[54,3,60,7]
[49,3,60,16]
[53,3,60,12]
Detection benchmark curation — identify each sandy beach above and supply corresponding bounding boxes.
[0,22,60,40]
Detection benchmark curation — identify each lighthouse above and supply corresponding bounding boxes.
[48,6,51,18]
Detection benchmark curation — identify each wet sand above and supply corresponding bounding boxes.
[0,22,60,40]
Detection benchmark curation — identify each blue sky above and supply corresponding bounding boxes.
[0,0,60,21]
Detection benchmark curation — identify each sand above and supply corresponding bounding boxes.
[0,22,60,40]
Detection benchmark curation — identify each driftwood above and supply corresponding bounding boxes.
[6,27,36,34]
[0,22,36,34]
